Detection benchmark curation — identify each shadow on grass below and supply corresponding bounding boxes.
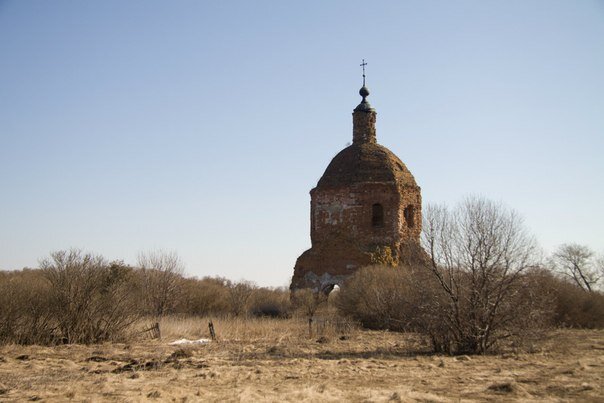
[254,346,436,361]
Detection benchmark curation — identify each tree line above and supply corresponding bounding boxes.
[0,196,602,353]
[336,196,604,354]
[0,250,291,345]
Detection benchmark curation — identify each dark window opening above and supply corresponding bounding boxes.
[372,203,384,227]
[404,205,415,229]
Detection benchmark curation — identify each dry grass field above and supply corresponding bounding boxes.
[0,317,603,402]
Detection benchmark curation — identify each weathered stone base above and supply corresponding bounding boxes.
[290,240,428,293]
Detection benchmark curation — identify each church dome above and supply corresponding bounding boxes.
[316,142,418,189]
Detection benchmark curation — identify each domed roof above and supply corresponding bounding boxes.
[316,142,418,189]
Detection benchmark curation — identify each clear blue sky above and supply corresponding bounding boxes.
[1,0,603,286]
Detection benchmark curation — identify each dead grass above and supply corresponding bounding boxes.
[156,315,309,342]
[0,317,603,402]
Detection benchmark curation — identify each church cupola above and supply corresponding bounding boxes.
[352,60,377,144]
[291,60,424,293]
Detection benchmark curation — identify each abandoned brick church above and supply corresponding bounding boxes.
[290,77,424,293]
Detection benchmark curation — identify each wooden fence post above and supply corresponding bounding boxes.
[154,322,161,340]
[209,320,216,341]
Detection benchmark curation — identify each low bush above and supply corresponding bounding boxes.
[531,268,604,328]
[0,251,142,344]
[175,276,231,316]
[0,269,54,344]
[41,250,142,344]
[249,287,291,318]
[337,264,555,354]
[336,264,453,341]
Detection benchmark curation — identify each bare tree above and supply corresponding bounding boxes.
[422,196,543,354]
[138,250,185,317]
[551,244,601,292]
[291,288,327,319]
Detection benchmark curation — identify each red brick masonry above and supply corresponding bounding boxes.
[291,92,423,292]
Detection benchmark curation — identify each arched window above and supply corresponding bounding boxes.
[372,203,384,227]
[404,205,415,229]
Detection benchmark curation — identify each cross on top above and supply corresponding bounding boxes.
[360,59,367,86]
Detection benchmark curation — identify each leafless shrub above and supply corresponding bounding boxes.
[0,269,54,344]
[175,276,231,316]
[291,288,327,319]
[138,250,185,317]
[335,264,451,346]
[40,250,142,344]
[337,265,419,331]
[225,280,257,316]
[421,196,551,354]
[175,278,290,318]
[531,267,604,328]
[249,286,291,318]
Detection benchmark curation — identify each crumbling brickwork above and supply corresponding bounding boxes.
[291,86,423,292]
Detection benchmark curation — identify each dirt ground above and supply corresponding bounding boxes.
[0,324,603,402]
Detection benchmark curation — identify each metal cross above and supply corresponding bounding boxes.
[360,59,367,86]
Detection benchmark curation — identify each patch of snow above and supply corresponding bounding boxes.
[168,338,211,345]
